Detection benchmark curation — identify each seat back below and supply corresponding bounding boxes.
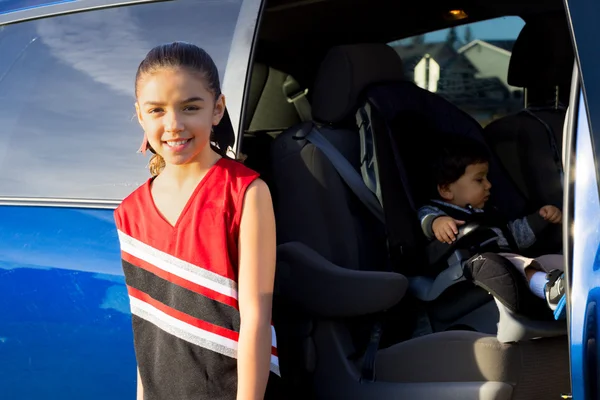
[271,44,405,271]
[270,45,404,395]
[484,15,574,213]
[242,63,312,193]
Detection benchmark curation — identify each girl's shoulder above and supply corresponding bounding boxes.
[114,178,152,226]
[218,157,259,178]
[215,157,260,191]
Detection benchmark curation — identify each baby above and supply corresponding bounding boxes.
[418,136,566,318]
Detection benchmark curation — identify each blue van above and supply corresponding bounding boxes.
[0,0,597,399]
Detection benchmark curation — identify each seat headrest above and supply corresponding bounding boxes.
[508,16,574,88]
[312,44,405,124]
[243,63,302,132]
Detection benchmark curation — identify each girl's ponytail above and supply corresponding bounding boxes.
[149,153,165,177]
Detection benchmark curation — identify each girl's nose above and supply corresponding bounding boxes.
[164,111,184,133]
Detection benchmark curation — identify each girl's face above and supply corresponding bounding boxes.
[135,67,225,167]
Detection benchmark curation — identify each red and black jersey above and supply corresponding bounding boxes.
[114,158,279,400]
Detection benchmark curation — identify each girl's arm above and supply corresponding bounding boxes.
[236,179,276,400]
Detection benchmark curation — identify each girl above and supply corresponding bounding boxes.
[114,42,280,400]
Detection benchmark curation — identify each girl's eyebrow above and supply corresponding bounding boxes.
[143,97,205,106]
[181,96,205,103]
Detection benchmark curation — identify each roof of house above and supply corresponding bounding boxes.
[458,39,513,56]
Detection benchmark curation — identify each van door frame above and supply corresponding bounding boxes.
[563,0,600,397]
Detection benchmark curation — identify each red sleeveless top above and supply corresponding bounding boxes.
[114,158,279,400]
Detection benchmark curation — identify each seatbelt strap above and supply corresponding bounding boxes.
[283,75,312,122]
[299,125,386,224]
[360,320,382,383]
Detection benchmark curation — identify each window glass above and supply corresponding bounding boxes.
[0,0,242,200]
[389,17,525,126]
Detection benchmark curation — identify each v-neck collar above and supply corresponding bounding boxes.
[146,157,225,230]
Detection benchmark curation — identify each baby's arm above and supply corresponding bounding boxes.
[418,205,447,240]
[418,206,465,244]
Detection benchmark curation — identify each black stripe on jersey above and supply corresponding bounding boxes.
[133,316,238,400]
[123,260,241,333]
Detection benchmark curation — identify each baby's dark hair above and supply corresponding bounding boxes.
[135,42,226,176]
[430,136,491,189]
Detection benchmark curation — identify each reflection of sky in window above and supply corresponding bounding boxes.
[392,17,525,45]
[0,0,75,15]
[0,0,241,200]
[427,17,525,42]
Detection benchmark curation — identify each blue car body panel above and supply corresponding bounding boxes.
[0,206,136,399]
[570,93,600,399]
[564,0,600,396]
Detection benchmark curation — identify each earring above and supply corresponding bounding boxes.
[137,134,154,154]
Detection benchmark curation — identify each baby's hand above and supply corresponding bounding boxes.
[432,216,465,244]
[539,205,562,224]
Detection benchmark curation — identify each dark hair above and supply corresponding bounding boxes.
[135,42,228,176]
[430,136,490,190]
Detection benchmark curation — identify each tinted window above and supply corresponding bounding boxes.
[389,17,525,126]
[0,0,242,200]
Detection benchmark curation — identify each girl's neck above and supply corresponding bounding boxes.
[160,148,222,188]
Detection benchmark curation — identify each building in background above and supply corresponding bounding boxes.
[390,32,523,126]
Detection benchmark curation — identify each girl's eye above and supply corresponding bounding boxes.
[184,105,200,111]
[148,108,163,114]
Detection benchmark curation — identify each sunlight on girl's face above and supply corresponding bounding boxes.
[135,67,225,167]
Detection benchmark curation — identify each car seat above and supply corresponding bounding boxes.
[483,14,574,254]
[332,44,565,339]
[270,43,570,400]
[242,63,312,190]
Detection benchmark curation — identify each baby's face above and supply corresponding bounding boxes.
[443,162,492,209]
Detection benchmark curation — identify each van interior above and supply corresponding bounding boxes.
[240,0,574,398]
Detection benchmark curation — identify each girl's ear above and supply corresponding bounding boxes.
[212,94,226,126]
[135,102,145,128]
[438,184,454,201]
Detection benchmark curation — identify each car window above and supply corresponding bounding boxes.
[389,16,525,126]
[0,0,242,201]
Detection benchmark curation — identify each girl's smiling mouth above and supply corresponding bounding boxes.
[164,138,192,150]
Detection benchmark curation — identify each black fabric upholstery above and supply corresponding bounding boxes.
[367,82,527,221]
[242,64,309,196]
[485,109,565,209]
[484,15,572,256]
[464,253,554,320]
[507,15,574,92]
[312,44,404,124]
[271,123,388,271]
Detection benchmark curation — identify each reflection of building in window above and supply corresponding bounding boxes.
[390,38,523,126]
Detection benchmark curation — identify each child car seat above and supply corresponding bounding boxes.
[331,44,566,339]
